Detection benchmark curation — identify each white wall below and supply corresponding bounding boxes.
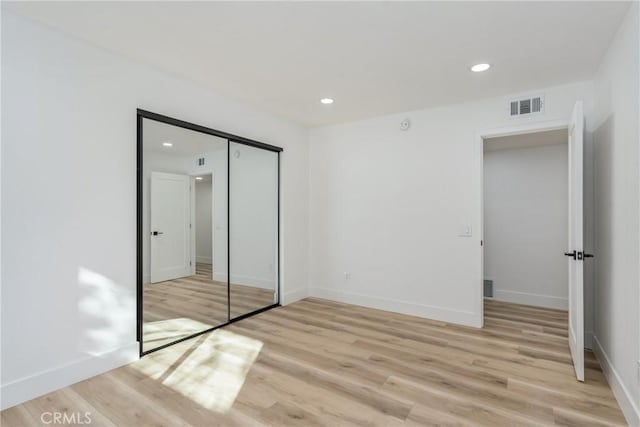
[1,10,309,410]
[309,80,594,328]
[591,3,640,424]
[484,143,568,309]
[195,179,213,264]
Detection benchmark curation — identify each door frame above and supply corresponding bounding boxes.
[189,170,214,278]
[476,119,569,327]
[136,109,283,357]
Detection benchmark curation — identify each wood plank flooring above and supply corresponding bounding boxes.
[2,299,626,426]
[143,263,275,351]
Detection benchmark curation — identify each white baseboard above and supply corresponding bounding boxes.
[309,287,481,327]
[195,256,212,264]
[593,335,640,426]
[213,272,275,290]
[493,289,568,310]
[282,287,308,305]
[0,342,139,411]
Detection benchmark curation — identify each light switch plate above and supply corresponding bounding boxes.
[459,225,472,237]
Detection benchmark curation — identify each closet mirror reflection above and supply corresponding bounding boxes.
[142,118,229,353]
[229,142,278,318]
[139,111,280,355]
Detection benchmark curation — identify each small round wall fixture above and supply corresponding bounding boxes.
[234,150,241,159]
[320,98,334,105]
[471,63,491,72]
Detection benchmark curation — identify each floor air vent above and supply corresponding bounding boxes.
[509,95,544,117]
[484,280,493,298]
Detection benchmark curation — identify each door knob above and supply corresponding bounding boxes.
[565,251,594,260]
[151,231,164,236]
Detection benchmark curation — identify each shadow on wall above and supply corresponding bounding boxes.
[77,267,135,356]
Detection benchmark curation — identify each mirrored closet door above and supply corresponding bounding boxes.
[229,142,279,319]
[138,111,281,355]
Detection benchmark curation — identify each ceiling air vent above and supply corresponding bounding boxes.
[508,95,544,117]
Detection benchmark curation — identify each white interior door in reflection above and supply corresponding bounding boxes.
[150,171,192,283]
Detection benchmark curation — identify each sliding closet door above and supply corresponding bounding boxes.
[138,110,282,356]
[229,141,279,319]
[141,117,228,353]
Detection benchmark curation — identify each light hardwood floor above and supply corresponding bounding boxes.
[2,299,626,426]
[143,263,275,351]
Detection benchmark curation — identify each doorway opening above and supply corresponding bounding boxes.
[478,102,586,381]
[194,172,214,280]
[483,129,569,310]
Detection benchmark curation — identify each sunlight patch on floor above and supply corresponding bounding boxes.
[142,317,213,351]
[133,329,263,413]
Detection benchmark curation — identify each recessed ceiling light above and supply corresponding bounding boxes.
[195,177,203,181]
[162,142,173,147]
[471,63,491,72]
[320,98,334,105]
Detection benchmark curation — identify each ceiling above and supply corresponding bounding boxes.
[5,1,630,126]
[484,128,567,152]
[143,118,226,155]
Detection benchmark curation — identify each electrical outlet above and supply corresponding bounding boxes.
[344,272,351,280]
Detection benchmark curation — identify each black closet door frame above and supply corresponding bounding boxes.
[136,109,282,357]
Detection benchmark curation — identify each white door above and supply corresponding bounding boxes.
[150,172,192,283]
[567,101,585,381]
